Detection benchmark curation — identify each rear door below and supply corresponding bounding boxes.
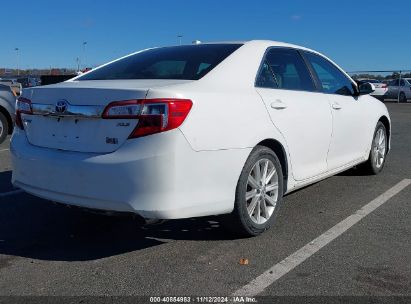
[387,79,399,98]
[303,51,369,170]
[255,48,333,181]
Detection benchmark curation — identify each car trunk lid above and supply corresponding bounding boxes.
[21,79,190,153]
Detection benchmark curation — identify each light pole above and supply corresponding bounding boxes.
[82,41,87,69]
[177,35,183,45]
[15,48,19,76]
[76,57,80,72]
[398,71,402,103]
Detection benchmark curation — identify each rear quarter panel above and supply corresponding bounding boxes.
[146,86,288,152]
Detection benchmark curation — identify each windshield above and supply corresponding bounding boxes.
[78,44,242,81]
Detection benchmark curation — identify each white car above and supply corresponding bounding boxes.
[11,41,391,236]
[357,79,388,100]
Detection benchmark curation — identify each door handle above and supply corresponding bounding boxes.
[270,100,287,109]
[332,102,342,110]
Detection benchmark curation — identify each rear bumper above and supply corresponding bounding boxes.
[370,88,388,97]
[11,128,250,219]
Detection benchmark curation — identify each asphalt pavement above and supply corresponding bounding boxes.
[0,103,410,302]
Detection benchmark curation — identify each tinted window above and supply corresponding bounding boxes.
[400,79,405,86]
[78,44,242,81]
[304,52,355,96]
[389,80,399,86]
[256,48,315,91]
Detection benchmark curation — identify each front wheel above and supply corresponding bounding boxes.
[359,122,387,175]
[224,146,284,237]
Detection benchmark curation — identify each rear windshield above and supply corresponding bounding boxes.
[78,44,242,81]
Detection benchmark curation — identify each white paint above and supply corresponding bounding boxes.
[10,40,391,220]
[0,189,23,198]
[233,179,411,296]
[0,149,9,152]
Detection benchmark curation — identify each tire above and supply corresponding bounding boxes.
[359,122,387,175]
[399,92,407,103]
[223,145,284,237]
[0,112,9,144]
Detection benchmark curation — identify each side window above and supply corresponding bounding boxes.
[389,79,399,86]
[256,48,315,91]
[400,79,405,86]
[255,61,279,88]
[304,52,355,96]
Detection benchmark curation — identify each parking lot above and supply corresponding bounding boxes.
[0,103,410,300]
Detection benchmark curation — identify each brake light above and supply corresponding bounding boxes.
[381,84,387,88]
[102,98,192,138]
[15,97,32,129]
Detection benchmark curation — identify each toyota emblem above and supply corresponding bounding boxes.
[55,100,68,114]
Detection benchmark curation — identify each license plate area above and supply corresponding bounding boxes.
[23,114,137,153]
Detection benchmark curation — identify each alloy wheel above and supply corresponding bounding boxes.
[0,118,4,138]
[373,128,386,168]
[399,92,407,103]
[246,158,279,224]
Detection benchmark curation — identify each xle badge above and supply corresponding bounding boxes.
[106,137,119,144]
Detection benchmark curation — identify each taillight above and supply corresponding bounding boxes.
[102,98,192,138]
[381,84,387,88]
[15,97,32,129]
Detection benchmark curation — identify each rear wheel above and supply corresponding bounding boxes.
[0,112,9,144]
[224,146,284,237]
[359,122,387,175]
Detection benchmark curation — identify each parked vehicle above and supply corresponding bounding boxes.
[11,41,391,236]
[17,77,38,88]
[386,78,411,102]
[0,84,16,143]
[357,79,387,101]
[0,78,22,96]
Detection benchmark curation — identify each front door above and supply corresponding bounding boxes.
[255,48,332,181]
[303,51,369,170]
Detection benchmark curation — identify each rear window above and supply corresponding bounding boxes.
[78,44,242,81]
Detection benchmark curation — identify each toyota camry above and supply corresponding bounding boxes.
[11,40,390,236]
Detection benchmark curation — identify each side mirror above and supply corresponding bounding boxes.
[358,82,375,95]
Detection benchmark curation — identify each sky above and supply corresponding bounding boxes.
[1,0,410,72]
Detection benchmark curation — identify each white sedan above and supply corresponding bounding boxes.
[11,40,390,236]
[357,79,388,100]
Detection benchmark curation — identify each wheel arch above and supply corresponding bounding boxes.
[0,104,13,134]
[378,115,390,152]
[257,138,289,192]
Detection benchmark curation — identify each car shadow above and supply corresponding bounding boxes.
[0,170,13,192]
[0,170,231,262]
[336,166,373,177]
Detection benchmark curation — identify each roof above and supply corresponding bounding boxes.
[195,39,315,52]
